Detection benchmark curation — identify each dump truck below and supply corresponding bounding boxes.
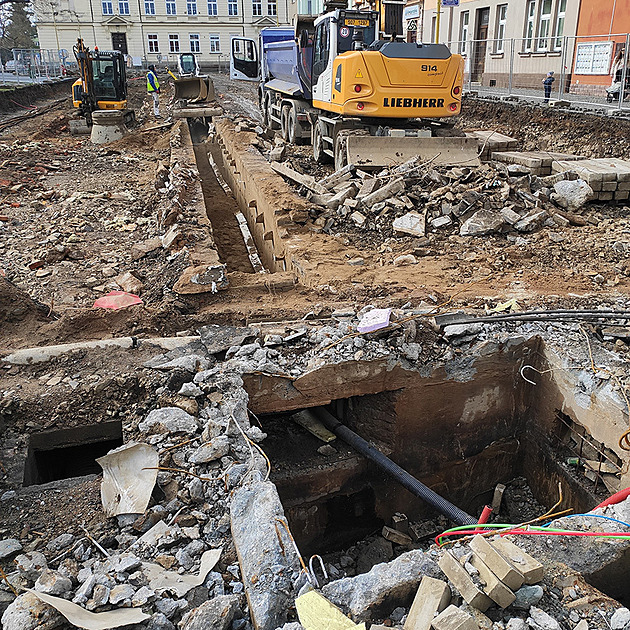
[230,10,477,169]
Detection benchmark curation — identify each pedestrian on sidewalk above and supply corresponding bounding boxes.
[146,64,161,118]
[542,71,555,104]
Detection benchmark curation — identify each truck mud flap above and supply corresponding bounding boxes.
[345,136,480,169]
[174,77,216,103]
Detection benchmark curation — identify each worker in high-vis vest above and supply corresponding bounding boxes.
[146,65,161,118]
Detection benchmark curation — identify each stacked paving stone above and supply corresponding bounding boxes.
[491,151,585,177]
[551,158,630,202]
[465,131,519,161]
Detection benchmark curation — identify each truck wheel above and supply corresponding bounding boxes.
[280,105,291,142]
[313,120,331,164]
[287,107,302,145]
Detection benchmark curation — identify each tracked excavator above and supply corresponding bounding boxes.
[72,39,135,127]
[230,5,477,169]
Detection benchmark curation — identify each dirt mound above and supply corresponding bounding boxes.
[0,277,51,347]
[29,113,70,140]
[458,98,630,158]
[106,125,171,152]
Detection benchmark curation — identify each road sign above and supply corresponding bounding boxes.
[441,0,460,6]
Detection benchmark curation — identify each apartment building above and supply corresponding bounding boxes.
[34,0,292,66]
[418,0,579,92]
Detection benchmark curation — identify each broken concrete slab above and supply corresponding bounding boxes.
[271,162,328,195]
[551,180,594,212]
[393,212,426,237]
[322,549,440,622]
[230,479,299,630]
[404,576,451,630]
[361,178,404,209]
[199,324,255,355]
[459,209,505,237]
[178,595,240,630]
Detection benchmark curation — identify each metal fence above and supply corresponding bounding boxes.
[0,49,66,86]
[449,33,630,112]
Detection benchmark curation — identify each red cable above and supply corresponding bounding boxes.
[594,487,630,509]
[435,528,630,546]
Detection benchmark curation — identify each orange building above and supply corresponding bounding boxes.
[572,0,630,93]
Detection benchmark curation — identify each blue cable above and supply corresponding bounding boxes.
[540,513,630,528]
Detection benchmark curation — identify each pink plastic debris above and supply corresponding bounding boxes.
[357,308,392,333]
[93,291,143,310]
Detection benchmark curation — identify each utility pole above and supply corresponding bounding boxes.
[434,0,441,43]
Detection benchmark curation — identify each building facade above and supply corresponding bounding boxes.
[417,0,579,91]
[34,0,292,67]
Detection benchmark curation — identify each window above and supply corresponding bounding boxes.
[575,41,613,75]
[147,33,159,52]
[228,0,237,14]
[207,0,217,14]
[166,0,176,13]
[145,0,155,13]
[252,0,261,15]
[459,11,469,55]
[209,34,220,52]
[187,0,197,13]
[431,15,436,43]
[524,0,536,51]
[102,0,113,13]
[495,4,507,53]
[169,33,180,52]
[554,0,566,50]
[536,0,552,50]
[267,0,276,16]
[118,0,130,13]
[190,33,200,52]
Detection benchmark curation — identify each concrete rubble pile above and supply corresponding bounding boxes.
[270,154,602,241]
[2,309,630,630]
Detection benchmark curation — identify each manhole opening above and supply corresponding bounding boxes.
[23,421,123,486]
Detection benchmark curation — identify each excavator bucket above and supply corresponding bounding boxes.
[173,77,216,103]
[344,136,480,169]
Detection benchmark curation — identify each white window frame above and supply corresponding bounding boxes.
[144,0,155,13]
[186,0,197,14]
[166,0,176,14]
[228,0,238,15]
[207,0,217,14]
[190,33,200,52]
[147,33,159,52]
[459,11,469,55]
[267,0,276,16]
[536,0,552,51]
[102,0,113,13]
[495,4,507,53]
[252,0,261,15]
[554,0,566,51]
[524,0,536,52]
[118,0,130,13]
[575,41,613,75]
[169,33,180,52]
[209,33,220,52]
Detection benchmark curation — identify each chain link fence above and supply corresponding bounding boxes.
[451,33,630,112]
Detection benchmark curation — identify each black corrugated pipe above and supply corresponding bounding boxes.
[313,407,477,526]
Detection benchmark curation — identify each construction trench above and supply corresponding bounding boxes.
[4,86,630,630]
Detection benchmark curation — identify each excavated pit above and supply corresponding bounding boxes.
[240,335,629,604]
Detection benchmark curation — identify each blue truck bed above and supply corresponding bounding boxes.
[260,28,311,99]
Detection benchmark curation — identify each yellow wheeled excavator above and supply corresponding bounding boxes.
[231,7,477,169]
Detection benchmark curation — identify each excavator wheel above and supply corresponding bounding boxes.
[312,120,331,164]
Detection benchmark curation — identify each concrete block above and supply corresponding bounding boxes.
[432,605,476,630]
[382,526,412,546]
[615,190,630,200]
[489,537,543,585]
[361,177,405,209]
[602,181,619,192]
[356,178,380,199]
[469,535,524,591]
[437,551,492,612]
[598,192,614,201]
[404,576,451,630]
[618,182,630,191]
[469,554,516,608]
[320,164,355,190]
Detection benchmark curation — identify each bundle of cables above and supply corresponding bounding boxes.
[435,514,630,547]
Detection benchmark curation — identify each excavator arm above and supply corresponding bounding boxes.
[73,38,97,126]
